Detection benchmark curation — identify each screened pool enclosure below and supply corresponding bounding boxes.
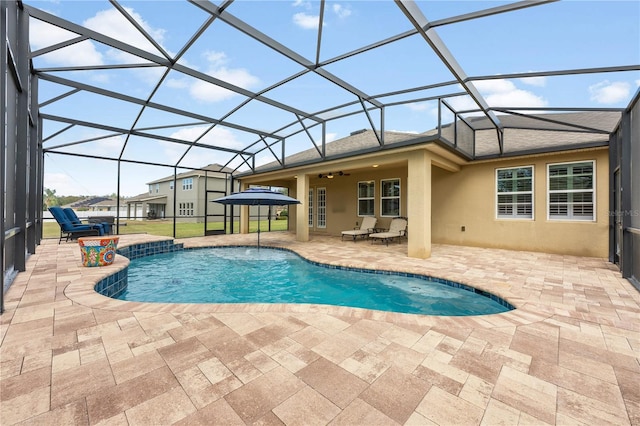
[2,0,639,312]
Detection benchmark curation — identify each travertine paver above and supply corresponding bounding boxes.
[1,232,639,425]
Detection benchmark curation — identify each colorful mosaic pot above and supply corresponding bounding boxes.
[78,237,119,267]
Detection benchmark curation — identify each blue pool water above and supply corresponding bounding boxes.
[116,247,513,316]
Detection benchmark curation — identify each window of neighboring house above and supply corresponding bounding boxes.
[308,188,313,227]
[317,187,326,228]
[496,166,534,219]
[178,202,194,216]
[548,161,595,221]
[169,181,174,190]
[182,178,193,191]
[155,183,159,193]
[381,178,400,217]
[358,181,375,216]
[148,185,153,194]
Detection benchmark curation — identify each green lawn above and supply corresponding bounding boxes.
[42,218,290,240]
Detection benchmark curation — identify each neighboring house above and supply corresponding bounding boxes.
[77,198,122,213]
[69,196,113,211]
[125,164,239,223]
[237,111,628,260]
[65,196,127,214]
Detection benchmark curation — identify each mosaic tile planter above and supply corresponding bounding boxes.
[78,236,119,267]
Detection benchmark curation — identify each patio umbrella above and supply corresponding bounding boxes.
[213,187,301,248]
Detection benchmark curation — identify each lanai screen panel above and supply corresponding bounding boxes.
[22,0,639,179]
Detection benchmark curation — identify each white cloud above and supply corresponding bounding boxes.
[293,12,320,29]
[166,78,189,89]
[473,79,516,94]
[44,168,144,197]
[325,132,338,142]
[92,135,126,155]
[474,79,547,108]
[406,102,430,112]
[170,126,245,151]
[83,7,165,56]
[292,0,312,10]
[332,4,352,19]
[519,76,546,87]
[30,19,104,66]
[157,126,246,168]
[589,80,631,104]
[30,6,171,86]
[44,172,81,195]
[485,89,547,108]
[416,79,547,119]
[188,51,260,102]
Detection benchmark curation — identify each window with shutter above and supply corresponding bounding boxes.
[496,166,534,219]
[548,161,595,220]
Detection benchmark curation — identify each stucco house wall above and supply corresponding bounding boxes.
[243,113,617,259]
[285,147,608,258]
[143,165,234,223]
[302,165,408,235]
[431,148,609,257]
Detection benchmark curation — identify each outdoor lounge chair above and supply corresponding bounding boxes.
[63,208,111,235]
[49,206,103,243]
[341,216,377,241]
[369,217,408,246]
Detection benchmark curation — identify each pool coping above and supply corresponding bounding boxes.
[63,235,554,329]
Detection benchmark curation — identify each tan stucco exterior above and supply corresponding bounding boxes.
[240,144,610,259]
[431,148,609,257]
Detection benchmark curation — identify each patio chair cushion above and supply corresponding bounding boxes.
[63,208,111,234]
[369,217,408,245]
[341,216,377,241]
[49,206,103,243]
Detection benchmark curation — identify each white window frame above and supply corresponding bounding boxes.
[317,187,326,228]
[495,166,534,220]
[155,183,159,193]
[169,181,174,190]
[308,188,314,227]
[380,178,401,217]
[547,160,596,221]
[148,185,153,194]
[182,178,193,191]
[178,202,194,217]
[357,181,375,217]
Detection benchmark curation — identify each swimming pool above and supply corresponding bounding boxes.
[116,247,513,316]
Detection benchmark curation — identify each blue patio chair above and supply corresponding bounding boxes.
[63,208,111,235]
[49,206,103,244]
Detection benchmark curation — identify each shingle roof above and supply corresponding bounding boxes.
[124,193,168,203]
[253,112,619,173]
[255,129,435,172]
[146,163,234,185]
[469,111,621,157]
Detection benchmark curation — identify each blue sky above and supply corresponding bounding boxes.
[26,0,640,196]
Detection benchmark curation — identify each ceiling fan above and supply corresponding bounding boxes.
[318,171,351,179]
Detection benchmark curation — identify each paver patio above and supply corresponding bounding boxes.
[1,232,638,425]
